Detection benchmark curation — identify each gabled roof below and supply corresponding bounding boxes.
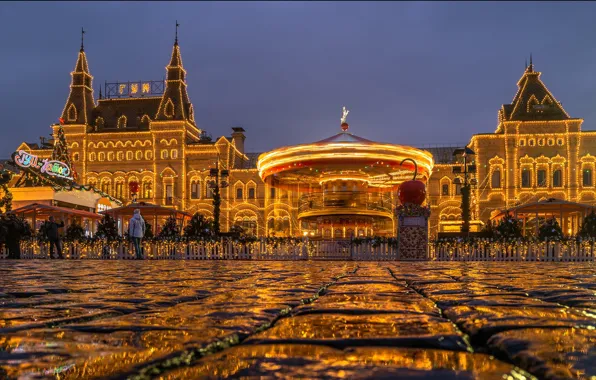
[498,63,571,122]
[91,97,161,131]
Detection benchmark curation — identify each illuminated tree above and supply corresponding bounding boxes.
[578,211,596,239]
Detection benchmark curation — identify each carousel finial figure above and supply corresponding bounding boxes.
[341,106,350,131]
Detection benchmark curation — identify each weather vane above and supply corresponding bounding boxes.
[340,106,350,131]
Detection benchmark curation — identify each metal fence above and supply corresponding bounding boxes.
[431,241,596,262]
[0,239,399,261]
[1,240,594,261]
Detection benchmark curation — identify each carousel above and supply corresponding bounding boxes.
[257,108,434,238]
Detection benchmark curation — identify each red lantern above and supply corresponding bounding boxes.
[398,158,426,205]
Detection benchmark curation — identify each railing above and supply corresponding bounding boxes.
[298,191,393,217]
[430,241,596,262]
[0,239,398,261]
[2,240,594,261]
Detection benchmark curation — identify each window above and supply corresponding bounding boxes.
[583,169,593,187]
[528,139,535,147]
[191,181,200,199]
[107,152,114,161]
[89,152,96,161]
[145,150,152,160]
[248,187,255,199]
[537,169,547,187]
[547,139,554,146]
[538,139,545,147]
[441,184,449,196]
[101,181,110,194]
[117,152,124,161]
[455,183,462,195]
[117,116,127,129]
[165,184,173,205]
[171,149,178,159]
[557,139,564,146]
[206,182,213,198]
[236,187,243,200]
[143,181,152,199]
[161,150,169,159]
[126,151,133,160]
[519,139,526,147]
[491,169,501,189]
[136,151,142,160]
[73,153,79,162]
[553,169,562,187]
[115,182,124,199]
[98,152,105,161]
[270,187,276,199]
[521,169,531,188]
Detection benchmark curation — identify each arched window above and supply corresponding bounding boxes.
[583,168,593,187]
[89,152,96,161]
[537,169,547,187]
[117,115,127,129]
[170,149,178,159]
[553,169,562,187]
[236,187,243,200]
[107,152,114,161]
[126,151,133,160]
[115,181,124,199]
[206,180,213,198]
[143,181,153,199]
[135,151,142,160]
[161,150,169,159]
[521,169,531,188]
[101,180,110,194]
[117,152,124,161]
[191,180,200,199]
[67,104,77,121]
[98,152,105,161]
[491,169,501,188]
[441,184,449,196]
[145,150,152,160]
[248,187,256,199]
[73,153,79,162]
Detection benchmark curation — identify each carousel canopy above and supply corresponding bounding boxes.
[257,128,434,190]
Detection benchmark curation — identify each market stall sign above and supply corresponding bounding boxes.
[13,150,73,180]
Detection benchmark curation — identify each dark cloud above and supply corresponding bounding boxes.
[1,2,595,155]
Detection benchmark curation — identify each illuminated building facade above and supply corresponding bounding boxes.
[12,38,596,238]
[428,61,596,235]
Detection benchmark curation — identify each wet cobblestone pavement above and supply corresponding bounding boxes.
[0,262,594,379]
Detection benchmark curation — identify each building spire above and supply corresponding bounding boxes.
[80,27,85,52]
[175,20,179,45]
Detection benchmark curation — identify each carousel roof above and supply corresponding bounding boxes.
[316,132,374,144]
[257,124,434,189]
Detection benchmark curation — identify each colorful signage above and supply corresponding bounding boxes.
[13,150,73,180]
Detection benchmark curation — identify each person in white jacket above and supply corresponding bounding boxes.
[128,209,146,259]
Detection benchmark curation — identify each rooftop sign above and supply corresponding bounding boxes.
[104,80,165,98]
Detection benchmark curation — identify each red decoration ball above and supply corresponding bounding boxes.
[129,181,140,194]
[398,180,426,205]
[341,122,349,131]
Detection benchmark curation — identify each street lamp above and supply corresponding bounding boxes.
[452,147,477,235]
[208,159,229,235]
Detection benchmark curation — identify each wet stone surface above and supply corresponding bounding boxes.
[0,261,594,379]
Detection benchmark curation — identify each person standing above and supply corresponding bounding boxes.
[129,209,145,259]
[46,216,65,259]
[5,214,23,259]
